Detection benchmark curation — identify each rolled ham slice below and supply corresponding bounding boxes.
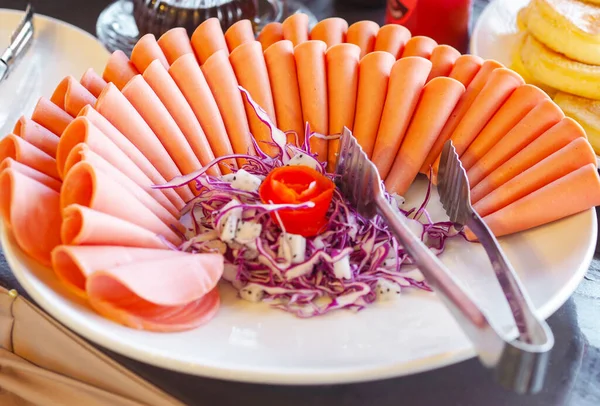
[258,22,284,51]
[467,99,565,187]
[0,158,61,192]
[353,51,396,158]
[31,97,73,136]
[371,57,432,178]
[64,143,182,236]
[282,13,309,47]
[202,50,255,163]
[374,24,411,59]
[61,161,182,245]
[102,50,140,90]
[310,17,348,49]
[230,41,278,157]
[294,40,329,162]
[470,117,586,203]
[95,83,193,201]
[428,45,461,81]
[169,53,236,172]
[143,60,218,175]
[225,20,255,52]
[121,75,203,181]
[465,164,600,240]
[386,77,466,195]
[51,76,97,117]
[401,36,438,58]
[326,43,361,170]
[61,204,167,249]
[473,138,597,217]
[346,20,379,59]
[80,68,107,98]
[430,69,525,176]
[264,40,304,145]
[51,246,223,331]
[0,134,59,180]
[191,18,228,65]
[13,116,59,157]
[0,169,61,266]
[420,60,504,175]
[461,85,550,170]
[59,116,181,216]
[157,27,194,65]
[449,54,484,88]
[130,33,169,73]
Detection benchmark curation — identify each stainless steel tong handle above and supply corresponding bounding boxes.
[0,4,34,81]
[374,195,552,394]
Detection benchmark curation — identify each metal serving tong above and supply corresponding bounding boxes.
[334,128,554,394]
[0,3,35,84]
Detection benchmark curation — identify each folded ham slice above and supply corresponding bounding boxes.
[12,116,59,157]
[80,68,107,98]
[52,246,223,331]
[0,169,61,266]
[0,158,61,192]
[282,13,309,47]
[130,33,169,73]
[0,134,60,180]
[102,50,140,90]
[191,18,228,65]
[428,45,461,81]
[449,54,483,88]
[51,75,97,116]
[347,20,379,59]
[225,20,255,52]
[401,36,437,59]
[157,27,194,65]
[310,17,349,49]
[374,24,411,59]
[61,204,167,249]
[31,97,73,136]
[258,22,284,51]
[61,161,182,245]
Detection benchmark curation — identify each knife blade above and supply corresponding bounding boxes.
[0,4,35,84]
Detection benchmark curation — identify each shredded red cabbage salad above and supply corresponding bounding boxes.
[159,86,462,318]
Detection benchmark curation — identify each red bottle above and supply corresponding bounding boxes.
[386,0,472,53]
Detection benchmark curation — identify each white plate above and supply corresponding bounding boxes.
[0,9,109,136]
[469,0,600,167]
[3,175,596,384]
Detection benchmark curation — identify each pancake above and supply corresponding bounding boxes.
[554,91,600,154]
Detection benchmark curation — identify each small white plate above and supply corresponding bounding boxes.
[4,177,596,384]
[0,8,109,136]
[469,0,600,167]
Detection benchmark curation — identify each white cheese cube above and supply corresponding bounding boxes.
[287,152,319,170]
[235,221,262,244]
[333,255,352,280]
[239,284,264,303]
[376,279,401,301]
[218,199,242,243]
[222,169,262,192]
[278,233,307,264]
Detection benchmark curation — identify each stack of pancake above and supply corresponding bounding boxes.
[512,0,600,154]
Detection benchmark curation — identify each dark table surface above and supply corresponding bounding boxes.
[0,0,599,405]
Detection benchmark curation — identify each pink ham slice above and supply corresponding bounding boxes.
[374,24,411,59]
[143,60,218,176]
[130,33,169,73]
[0,158,61,192]
[102,50,140,90]
[61,161,182,245]
[52,246,223,331]
[31,97,73,136]
[80,68,107,98]
[157,27,195,65]
[94,83,194,201]
[258,22,284,51]
[50,76,98,116]
[77,106,185,211]
[63,143,183,235]
[169,53,236,172]
[61,204,167,249]
[224,20,255,52]
[191,18,228,65]
[13,116,59,157]
[0,134,60,180]
[121,75,203,184]
[310,17,349,49]
[0,169,61,266]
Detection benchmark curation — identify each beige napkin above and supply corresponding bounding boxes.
[0,287,185,406]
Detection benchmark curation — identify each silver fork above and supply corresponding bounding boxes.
[0,3,35,84]
[334,128,553,394]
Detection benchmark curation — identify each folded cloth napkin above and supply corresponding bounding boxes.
[0,287,184,406]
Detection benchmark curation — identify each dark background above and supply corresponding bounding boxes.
[0,0,599,405]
